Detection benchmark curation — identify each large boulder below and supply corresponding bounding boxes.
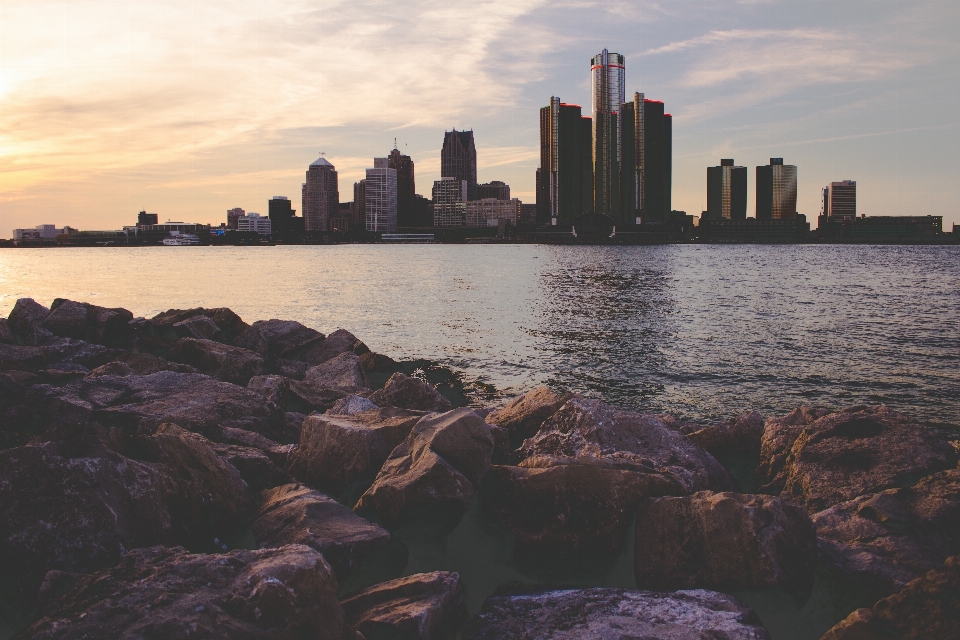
[7,298,53,345]
[236,319,325,361]
[211,443,291,493]
[634,491,818,595]
[813,468,960,590]
[86,351,198,377]
[248,374,290,409]
[300,328,369,365]
[73,300,135,347]
[661,411,766,456]
[356,408,494,525]
[288,408,425,494]
[288,379,349,413]
[19,544,348,639]
[485,386,568,442]
[819,556,960,640]
[369,373,453,413]
[757,405,958,513]
[0,318,15,344]
[168,337,264,385]
[40,337,120,370]
[463,587,771,640]
[0,343,46,372]
[359,351,398,374]
[173,314,223,340]
[304,352,371,394]
[41,300,89,339]
[148,306,250,343]
[341,571,468,640]
[253,484,391,580]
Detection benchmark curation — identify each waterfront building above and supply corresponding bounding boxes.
[352,180,366,228]
[388,147,416,227]
[268,196,295,233]
[822,180,857,220]
[12,224,66,242]
[477,181,510,201]
[466,198,522,227]
[302,155,339,232]
[756,158,798,220]
[137,212,159,227]
[591,49,625,216]
[412,194,433,228]
[441,130,477,201]
[539,97,594,226]
[706,159,747,220]
[814,215,942,243]
[699,215,810,243]
[521,203,537,226]
[236,212,272,235]
[365,159,398,232]
[330,202,353,233]
[620,93,672,225]
[432,177,467,227]
[227,208,245,230]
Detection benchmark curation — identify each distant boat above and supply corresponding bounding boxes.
[162,234,200,246]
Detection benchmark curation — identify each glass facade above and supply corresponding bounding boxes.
[591,49,625,216]
[432,177,467,227]
[303,157,339,232]
[365,162,397,232]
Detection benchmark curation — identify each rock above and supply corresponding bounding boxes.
[253,484,391,580]
[304,352,371,394]
[272,357,310,380]
[355,408,494,524]
[219,426,293,467]
[19,544,348,639]
[7,298,52,345]
[301,328,369,365]
[80,301,134,347]
[285,411,307,439]
[86,361,137,377]
[359,351,397,373]
[757,405,958,513]
[212,443,292,493]
[328,394,379,415]
[488,423,511,464]
[288,408,425,494]
[463,586,771,640]
[173,314,222,340]
[662,411,766,456]
[148,306,250,343]
[41,300,89,339]
[0,343,46,372]
[288,379,348,413]
[341,571,468,640]
[634,491,818,595]
[369,372,453,413]
[813,468,960,590]
[236,319,325,361]
[0,318,15,344]
[37,362,89,385]
[819,556,960,640]
[115,351,199,375]
[40,337,120,370]
[486,386,568,442]
[168,337,264,385]
[248,374,290,410]
[1,373,36,449]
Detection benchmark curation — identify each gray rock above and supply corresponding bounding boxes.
[0,343,46,372]
[41,300,88,340]
[0,318,15,344]
[300,328,369,365]
[304,352,370,394]
[7,298,52,345]
[486,386,568,442]
[167,337,264,385]
[328,394,379,415]
[172,314,222,340]
[147,307,250,343]
[369,372,453,413]
[247,374,290,410]
[236,319,325,360]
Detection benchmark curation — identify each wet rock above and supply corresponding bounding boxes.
[8,298,52,345]
[486,386,568,442]
[0,343,46,372]
[0,318,15,344]
[173,314,222,340]
[359,351,398,374]
[19,544,348,639]
[662,411,766,456]
[253,484,391,580]
[813,468,960,590]
[329,394,379,415]
[301,328,370,365]
[634,491,818,595]
[355,409,494,524]
[305,352,371,394]
[757,405,958,513]
[212,443,292,493]
[168,337,264,385]
[148,306,250,343]
[369,372,453,413]
[463,586,771,640]
[236,319,325,361]
[248,374,290,410]
[341,571,468,640]
[41,300,89,339]
[288,408,425,494]
[819,556,960,640]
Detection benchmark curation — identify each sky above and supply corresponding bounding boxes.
[1,0,959,233]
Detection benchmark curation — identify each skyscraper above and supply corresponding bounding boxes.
[620,93,672,225]
[387,147,416,227]
[707,159,747,220]
[441,130,477,201]
[432,177,467,227]
[591,49,625,216]
[302,156,339,232]
[540,97,594,226]
[268,196,294,233]
[823,180,857,220]
[365,158,397,232]
[352,180,366,228]
[756,158,798,220]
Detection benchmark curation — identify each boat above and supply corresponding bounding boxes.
[162,234,201,246]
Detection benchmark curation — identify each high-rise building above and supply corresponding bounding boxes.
[477,181,510,201]
[521,203,537,226]
[388,147,416,227]
[330,202,352,232]
[227,208,245,230]
[268,196,295,233]
[302,155,339,232]
[352,180,366,228]
[441,130,477,201]
[707,159,747,220]
[756,158,798,220]
[822,180,857,220]
[365,159,397,232]
[466,198,521,227]
[432,177,467,227]
[539,97,594,226]
[412,194,433,227]
[137,211,159,227]
[620,93,672,225]
[591,49,625,216]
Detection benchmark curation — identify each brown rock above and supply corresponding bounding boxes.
[116,351,199,375]
[248,374,290,409]
[0,318,15,344]
[45,299,136,347]
[212,443,292,493]
[173,314,222,340]
[219,426,293,467]
[757,405,958,513]
[359,351,398,373]
[8,298,53,345]
[328,394,380,415]
[288,379,348,413]
[634,491,818,594]
[304,352,371,394]
[18,544,348,640]
[236,319,325,360]
[168,337,264,385]
[369,372,453,413]
[148,306,250,343]
[663,411,766,456]
[341,571,468,640]
[486,386,568,442]
[253,484,391,580]
[301,328,370,365]
[41,300,88,339]
[0,343,46,372]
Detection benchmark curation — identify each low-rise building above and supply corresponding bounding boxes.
[433,177,467,227]
[236,212,272,235]
[466,198,522,227]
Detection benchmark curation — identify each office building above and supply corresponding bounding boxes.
[620,93,672,225]
[236,212,272,235]
[268,196,295,233]
[706,159,747,220]
[815,215,942,243]
[477,181,511,201]
[540,96,594,226]
[432,177,467,227]
[137,212,159,227]
[352,180,366,228]
[591,49,625,216]
[412,194,433,228]
[822,180,857,220]
[227,208,245,230]
[441,130,478,201]
[756,158,798,220]
[388,147,416,227]
[521,203,537,226]
[466,198,522,227]
[365,158,397,232]
[302,155,339,232]
[330,202,353,233]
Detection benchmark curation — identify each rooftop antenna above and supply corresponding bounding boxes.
[393,138,398,150]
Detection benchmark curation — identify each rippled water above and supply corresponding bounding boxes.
[2,244,957,428]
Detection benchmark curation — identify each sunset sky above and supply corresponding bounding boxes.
[2,0,958,233]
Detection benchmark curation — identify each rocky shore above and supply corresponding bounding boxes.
[1,298,958,639]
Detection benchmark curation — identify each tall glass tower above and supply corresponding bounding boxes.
[591,49,625,216]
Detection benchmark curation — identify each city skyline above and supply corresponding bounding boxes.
[1,1,958,232]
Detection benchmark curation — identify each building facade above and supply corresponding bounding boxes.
[591,49,625,216]
[822,180,857,220]
[268,196,294,233]
[236,213,272,235]
[352,180,366,228]
[388,147,416,227]
[756,158,798,220]
[477,181,510,201]
[441,130,477,201]
[137,212,159,227]
[620,93,672,225]
[227,208,245,230]
[302,156,339,232]
[539,97,594,226]
[707,159,747,220]
[432,177,467,227]
[466,198,522,227]
[365,159,398,232]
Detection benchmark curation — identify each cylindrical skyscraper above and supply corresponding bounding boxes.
[591,49,625,216]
